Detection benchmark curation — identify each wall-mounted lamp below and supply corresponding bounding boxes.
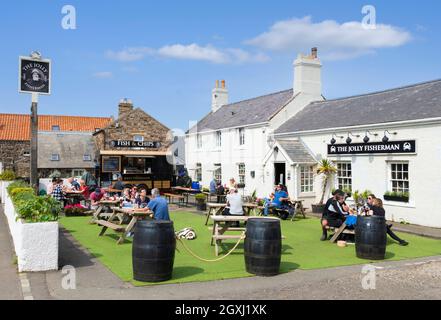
[382,130,398,143]
[346,132,361,145]
[363,131,379,144]
[330,133,344,145]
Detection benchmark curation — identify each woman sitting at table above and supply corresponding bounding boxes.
[135,189,150,209]
[79,179,91,200]
[370,198,409,246]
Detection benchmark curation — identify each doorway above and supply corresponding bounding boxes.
[274,163,286,186]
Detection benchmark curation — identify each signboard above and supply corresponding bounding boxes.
[328,141,416,156]
[19,57,51,94]
[102,156,121,173]
[110,140,161,149]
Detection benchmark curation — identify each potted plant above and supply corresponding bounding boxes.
[384,191,410,203]
[195,193,207,211]
[312,159,337,213]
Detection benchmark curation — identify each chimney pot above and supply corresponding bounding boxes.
[215,80,220,88]
[311,47,318,59]
[221,80,226,89]
[118,98,134,118]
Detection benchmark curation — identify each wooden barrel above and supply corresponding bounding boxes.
[355,216,387,260]
[244,218,282,276]
[132,220,176,282]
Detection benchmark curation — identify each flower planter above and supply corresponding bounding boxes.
[0,181,12,204]
[3,192,59,272]
[196,202,207,211]
[384,195,409,203]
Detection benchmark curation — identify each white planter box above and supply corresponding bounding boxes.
[3,191,59,272]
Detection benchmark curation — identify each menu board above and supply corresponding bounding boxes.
[102,156,121,173]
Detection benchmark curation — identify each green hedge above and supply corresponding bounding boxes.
[7,181,61,223]
[0,170,17,181]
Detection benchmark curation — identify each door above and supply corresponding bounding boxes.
[274,163,286,186]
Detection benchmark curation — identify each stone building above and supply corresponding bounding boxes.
[93,99,175,190]
[0,113,111,178]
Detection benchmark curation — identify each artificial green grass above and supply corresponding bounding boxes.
[59,212,441,286]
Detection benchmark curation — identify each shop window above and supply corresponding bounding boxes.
[390,162,409,193]
[51,154,60,161]
[336,162,352,191]
[214,164,222,183]
[197,134,202,149]
[215,131,222,148]
[238,163,246,185]
[195,163,202,182]
[300,165,314,193]
[238,128,245,146]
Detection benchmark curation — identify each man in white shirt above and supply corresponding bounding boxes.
[225,188,243,216]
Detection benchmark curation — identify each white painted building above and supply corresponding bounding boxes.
[186,48,441,228]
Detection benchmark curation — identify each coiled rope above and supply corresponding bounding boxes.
[176,233,246,263]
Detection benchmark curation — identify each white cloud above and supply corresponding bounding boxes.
[107,44,269,64]
[106,47,154,62]
[245,16,412,60]
[93,71,113,79]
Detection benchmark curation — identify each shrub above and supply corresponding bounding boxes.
[7,181,30,195]
[15,196,61,223]
[0,170,16,181]
[195,193,206,203]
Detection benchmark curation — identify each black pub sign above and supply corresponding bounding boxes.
[328,141,416,155]
[110,140,161,149]
[19,57,51,94]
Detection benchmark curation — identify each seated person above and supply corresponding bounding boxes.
[216,182,225,203]
[228,178,238,190]
[209,178,217,194]
[65,177,80,191]
[90,188,105,209]
[121,188,134,207]
[79,179,90,200]
[321,190,346,241]
[135,189,150,209]
[224,188,244,216]
[147,188,170,221]
[112,175,125,191]
[370,198,409,246]
[263,184,289,216]
[51,179,65,203]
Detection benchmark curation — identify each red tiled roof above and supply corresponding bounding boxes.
[0,114,112,141]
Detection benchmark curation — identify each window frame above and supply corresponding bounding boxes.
[214,164,222,183]
[133,135,144,142]
[50,154,60,161]
[196,134,203,149]
[238,128,245,146]
[195,163,202,182]
[300,165,315,193]
[215,131,222,148]
[336,162,352,192]
[389,162,410,194]
[238,163,246,185]
[83,154,92,162]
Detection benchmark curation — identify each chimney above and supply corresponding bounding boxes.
[293,48,322,97]
[118,98,134,118]
[211,80,229,113]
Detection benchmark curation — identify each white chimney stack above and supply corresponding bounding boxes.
[211,80,229,113]
[293,47,322,98]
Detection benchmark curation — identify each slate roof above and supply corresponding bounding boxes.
[277,139,316,164]
[276,79,441,134]
[0,114,111,141]
[38,133,96,169]
[193,89,295,132]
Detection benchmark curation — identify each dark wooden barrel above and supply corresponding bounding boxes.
[355,216,387,260]
[132,220,176,282]
[244,218,282,276]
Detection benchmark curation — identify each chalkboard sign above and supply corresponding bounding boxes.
[102,156,121,173]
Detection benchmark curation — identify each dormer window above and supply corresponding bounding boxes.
[52,125,60,131]
[51,154,60,161]
[83,154,92,162]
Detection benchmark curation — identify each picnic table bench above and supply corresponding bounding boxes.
[97,207,152,245]
[210,216,249,256]
[164,193,186,207]
[89,199,121,224]
[205,202,259,225]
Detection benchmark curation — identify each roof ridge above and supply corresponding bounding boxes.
[0,113,111,119]
[312,78,441,105]
[223,88,292,108]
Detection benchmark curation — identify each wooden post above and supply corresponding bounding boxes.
[30,93,39,194]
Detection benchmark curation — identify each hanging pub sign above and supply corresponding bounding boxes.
[328,140,416,156]
[19,56,51,94]
[110,140,162,149]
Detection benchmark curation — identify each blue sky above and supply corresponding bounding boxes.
[0,0,440,130]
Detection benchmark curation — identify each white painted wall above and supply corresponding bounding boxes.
[2,185,59,272]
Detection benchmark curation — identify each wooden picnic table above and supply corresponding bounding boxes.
[89,199,121,224]
[210,215,249,256]
[205,202,259,225]
[64,191,85,205]
[96,207,153,245]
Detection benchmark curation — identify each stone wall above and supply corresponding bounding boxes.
[94,108,172,151]
[0,140,30,178]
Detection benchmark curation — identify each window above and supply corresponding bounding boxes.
[238,163,246,185]
[300,166,314,193]
[83,154,92,162]
[72,169,84,177]
[196,134,202,149]
[215,131,222,148]
[336,162,352,191]
[133,135,144,142]
[52,125,60,131]
[390,163,409,193]
[238,128,245,146]
[51,154,60,161]
[195,163,202,182]
[214,164,222,183]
